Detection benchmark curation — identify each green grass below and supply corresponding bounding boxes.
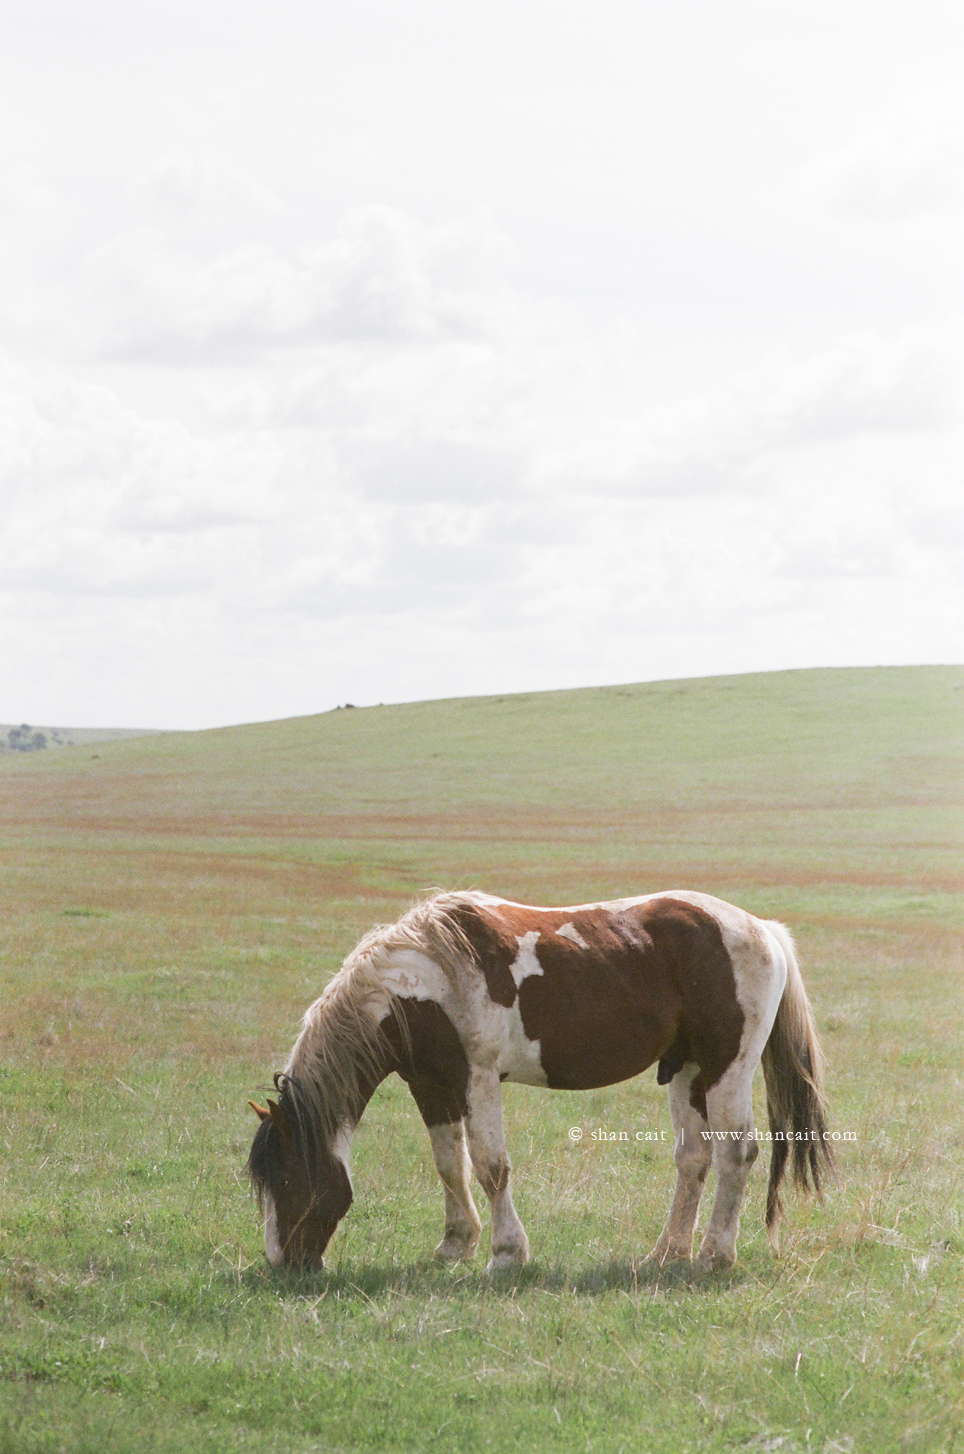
[1,666,962,1452]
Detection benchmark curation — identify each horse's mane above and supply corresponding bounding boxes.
[264,891,483,1174]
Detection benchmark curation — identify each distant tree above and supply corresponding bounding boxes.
[6,724,47,752]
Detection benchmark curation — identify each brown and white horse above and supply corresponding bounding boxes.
[248,890,832,1272]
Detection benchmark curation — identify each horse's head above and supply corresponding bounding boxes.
[247,1076,352,1268]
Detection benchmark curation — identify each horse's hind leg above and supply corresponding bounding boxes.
[649,1063,713,1265]
[695,1067,760,1271]
[426,1121,482,1262]
[694,930,786,1270]
[464,1068,529,1273]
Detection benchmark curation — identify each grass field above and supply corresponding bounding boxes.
[1,665,962,1453]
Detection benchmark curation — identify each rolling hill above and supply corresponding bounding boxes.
[1,665,960,904]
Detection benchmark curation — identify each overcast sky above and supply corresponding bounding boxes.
[2,1,962,728]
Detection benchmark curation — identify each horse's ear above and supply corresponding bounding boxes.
[266,1097,293,1144]
[248,1101,270,1122]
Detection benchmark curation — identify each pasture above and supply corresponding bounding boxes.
[1,665,962,1453]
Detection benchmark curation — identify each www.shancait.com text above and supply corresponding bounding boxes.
[568,1127,857,1144]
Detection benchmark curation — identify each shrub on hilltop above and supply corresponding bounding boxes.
[2,724,48,752]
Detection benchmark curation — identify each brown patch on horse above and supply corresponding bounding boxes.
[687,1072,708,1119]
[656,1030,691,1085]
[510,905,675,1088]
[629,898,745,1105]
[477,1157,510,1200]
[452,896,745,1096]
[248,1100,270,1121]
[377,999,470,1126]
[448,902,519,1007]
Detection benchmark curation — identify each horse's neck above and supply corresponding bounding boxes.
[315,1034,395,1140]
[300,982,408,1150]
[316,1049,393,1179]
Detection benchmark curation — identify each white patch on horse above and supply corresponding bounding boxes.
[480,933,546,1084]
[713,906,788,1071]
[376,949,452,1014]
[495,1002,549,1086]
[264,1192,284,1267]
[331,1125,354,1181]
[556,921,589,949]
[510,930,544,986]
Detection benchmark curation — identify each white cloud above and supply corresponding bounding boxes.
[535,329,954,502]
[1,361,281,601]
[89,205,513,361]
[3,278,959,649]
[353,439,525,504]
[135,151,288,237]
[808,96,964,222]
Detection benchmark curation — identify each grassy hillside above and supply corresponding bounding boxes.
[2,664,960,914]
[1,666,962,1453]
[4,665,962,818]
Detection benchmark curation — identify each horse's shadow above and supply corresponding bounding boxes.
[238,1254,750,1300]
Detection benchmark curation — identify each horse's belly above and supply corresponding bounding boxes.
[490,1001,665,1091]
[518,976,674,1091]
[539,1035,659,1090]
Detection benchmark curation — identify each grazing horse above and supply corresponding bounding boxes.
[248,890,832,1272]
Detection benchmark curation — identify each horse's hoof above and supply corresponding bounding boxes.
[695,1248,736,1272]
[434,1236,478,1263]
[646,1242,692,1266]
[484,1247,528,1275]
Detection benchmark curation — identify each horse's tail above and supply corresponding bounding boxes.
[760,920,834,1250]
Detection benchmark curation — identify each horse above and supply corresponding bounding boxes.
[247,889,833,1272]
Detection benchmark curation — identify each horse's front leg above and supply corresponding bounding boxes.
[426,1121,482,1261]
[464,1068,529,1273]
[407,1083,481,1262]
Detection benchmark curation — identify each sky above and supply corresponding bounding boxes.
[2,1,962,729]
